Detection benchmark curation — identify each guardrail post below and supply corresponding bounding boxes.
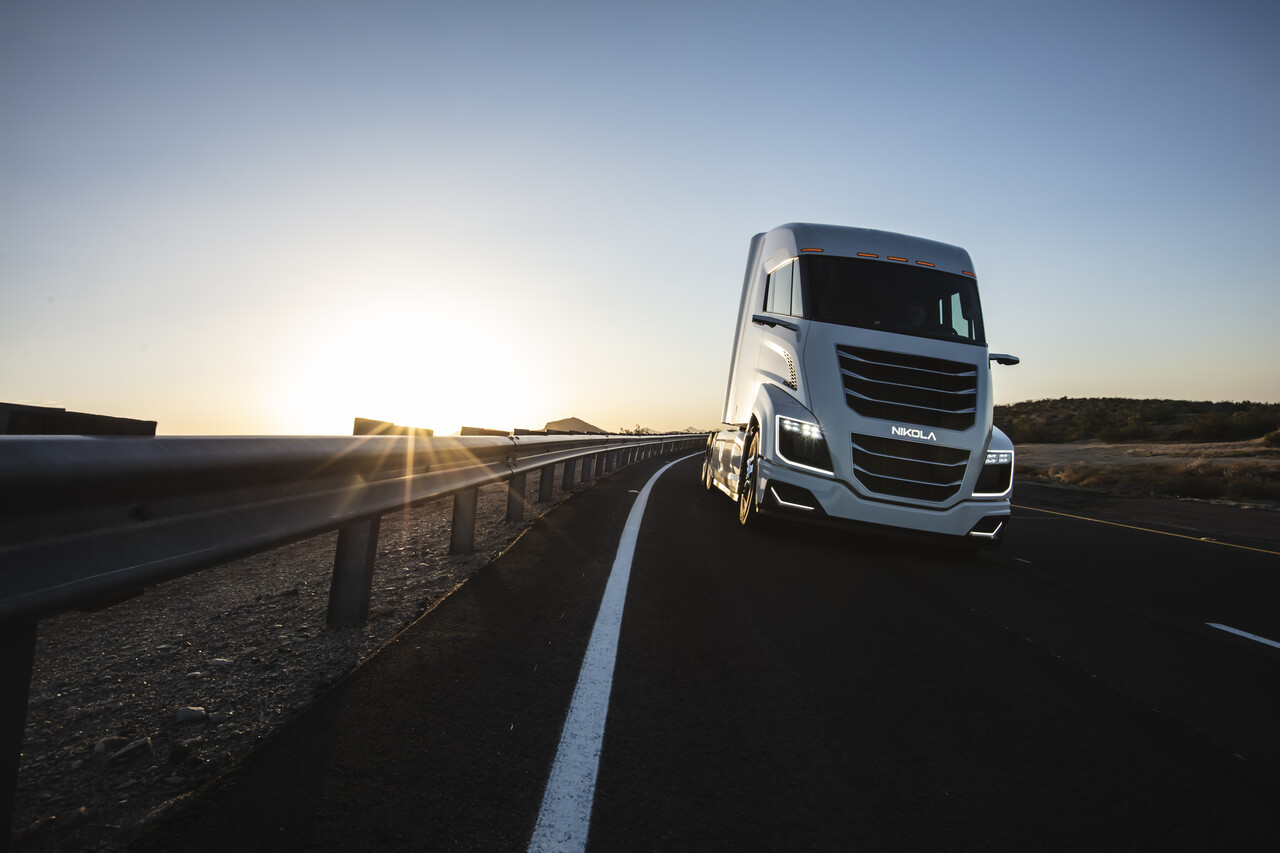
[604,450,614,473]
[507,472,527,522]
[3,621,36,850]
[581,454,592,483]
[539,463,555,503]
[450,486,479,554]
[562,458,577,489]
[327,517,381,628]
[2,407,157,841]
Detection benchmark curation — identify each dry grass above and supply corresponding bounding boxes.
[1015,439,1280,503]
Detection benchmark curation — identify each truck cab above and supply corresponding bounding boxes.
[704,223,1019,547]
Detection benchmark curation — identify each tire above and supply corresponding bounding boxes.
[738,430,761,526]
[701,457,714,490]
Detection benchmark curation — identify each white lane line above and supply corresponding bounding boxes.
[528,454,694,853]
[1206,622,1280,651]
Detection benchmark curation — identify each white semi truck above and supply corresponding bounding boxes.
[703,223,1019,547]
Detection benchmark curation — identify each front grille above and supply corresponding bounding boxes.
[851,433,970,502]
[837,346,978,430]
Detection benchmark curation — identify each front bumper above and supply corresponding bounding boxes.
[757,457,1010,540]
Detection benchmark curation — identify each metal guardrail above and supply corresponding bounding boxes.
[0,430,706,844]
[0,432,704,625]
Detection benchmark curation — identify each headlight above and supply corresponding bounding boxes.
[776,416,833,473]
[985,450,1013,466]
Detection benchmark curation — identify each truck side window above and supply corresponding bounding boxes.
[766,261,793,315]
[948,292,971,337]
[790,262,803,317]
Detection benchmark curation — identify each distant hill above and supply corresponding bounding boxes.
[995,398,1280,444]
[544,416,605,434]
[619,425,715,435]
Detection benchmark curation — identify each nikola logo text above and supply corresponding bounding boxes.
[891,426,937,441]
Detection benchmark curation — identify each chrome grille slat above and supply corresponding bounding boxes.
[837,344,979,431]
[839,369,978,398]
[838,352,978,380]
[844,391,977,416]
[850,464,965,489]
[850,432,971,502]
[851,445,968,472]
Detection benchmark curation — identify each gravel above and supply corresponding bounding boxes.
[11,468,587,852]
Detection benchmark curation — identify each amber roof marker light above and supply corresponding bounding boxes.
[887,256,908,263]
[857,252,879,258]
[801,247,824,252]
[916,261,936,267]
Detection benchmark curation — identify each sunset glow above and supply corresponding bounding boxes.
[2,1,1277,435]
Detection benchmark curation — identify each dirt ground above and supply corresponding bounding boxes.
[12,471,578,853]
[1015,437,1280,469]
[1012,438,1280,550]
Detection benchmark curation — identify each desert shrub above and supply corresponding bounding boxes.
[1003,415,1065,444]
[1266,430,1280,448]
[1097,415,1155,443]
[1177,405,1280,442]
[1159,460,1229,499]
[1221,462,1280,501]
[1144,459,1280,501]
[997,398,1280,443]
[1049,463,1118,490]
[1021,457,1280,502]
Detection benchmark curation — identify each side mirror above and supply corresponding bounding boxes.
[989,353,1020,366]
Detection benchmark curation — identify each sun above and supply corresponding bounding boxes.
[274,307,534,436]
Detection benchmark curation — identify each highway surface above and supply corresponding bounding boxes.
[129,454,1280,852]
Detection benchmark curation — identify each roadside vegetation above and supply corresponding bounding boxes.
[1015,457,1280,503]
[995,398,1280,503]
[995,398,1280,445]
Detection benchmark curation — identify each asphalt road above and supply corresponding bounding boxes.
[128,456,1280,852]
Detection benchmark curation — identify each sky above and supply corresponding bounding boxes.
[2,0,1277,436]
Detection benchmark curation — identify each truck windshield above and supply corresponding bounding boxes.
[800,255,986,345]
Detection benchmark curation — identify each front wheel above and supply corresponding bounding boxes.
[738,430,761,526]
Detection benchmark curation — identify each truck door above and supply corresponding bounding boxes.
[756,258,804,401]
